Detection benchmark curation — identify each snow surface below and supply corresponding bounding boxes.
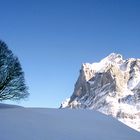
[0,103,22,108]
[0,104,140,140]
[60,98,70,108]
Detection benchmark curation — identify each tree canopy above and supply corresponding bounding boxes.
[0,40,29,101]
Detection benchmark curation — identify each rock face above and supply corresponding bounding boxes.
[61,53,140,131]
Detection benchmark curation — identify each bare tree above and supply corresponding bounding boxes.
[0,40,29,101]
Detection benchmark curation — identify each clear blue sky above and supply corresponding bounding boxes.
[0,0,140,108]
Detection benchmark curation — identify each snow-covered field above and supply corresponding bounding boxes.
[0,104,140,140]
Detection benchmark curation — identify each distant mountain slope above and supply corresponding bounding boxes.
[61,53,140,131]
[0,107,140,140]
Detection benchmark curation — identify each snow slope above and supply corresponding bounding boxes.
[0,103,22,108]
[0,105,140,140]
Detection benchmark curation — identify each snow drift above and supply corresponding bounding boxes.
[0,105,140,140]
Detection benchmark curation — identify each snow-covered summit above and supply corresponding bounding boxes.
[100,53,124,64]
[82,53,124,75]
[61,53,140,132]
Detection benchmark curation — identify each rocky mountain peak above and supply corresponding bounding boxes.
[61,53,140,132]
[100,53,124,65]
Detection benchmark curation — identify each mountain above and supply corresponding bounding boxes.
[0,106,140,140]
[61,53,140,132]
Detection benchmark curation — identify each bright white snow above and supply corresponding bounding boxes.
[0,104,140,140]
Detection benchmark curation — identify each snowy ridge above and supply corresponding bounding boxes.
[0,107,140,140]
[61,53,140,132]
[0,103,22,108]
